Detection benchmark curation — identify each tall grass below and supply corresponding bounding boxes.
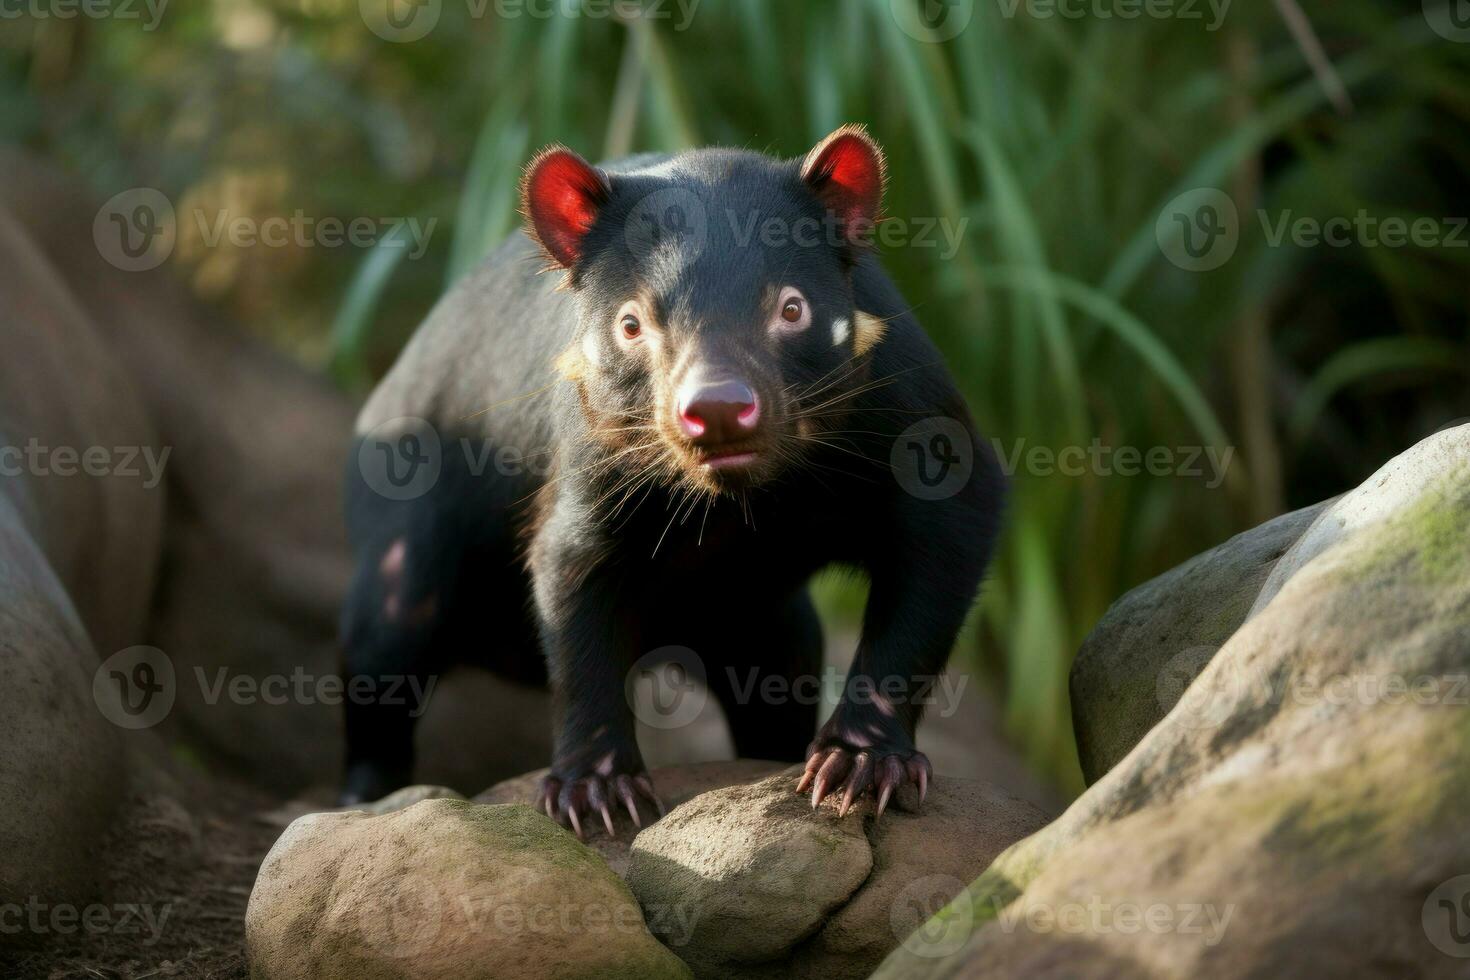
[8,0,1469,791]
[385,1,1466,789]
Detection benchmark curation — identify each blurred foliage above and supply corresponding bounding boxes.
[4,0,1469,792]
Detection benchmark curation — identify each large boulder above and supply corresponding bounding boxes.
[626,770,1051,979]
[1069,500,1327,782]
[875,424,1470,978]
[246,798,691,980]
[0,210,162,911]
[0,150,553,797]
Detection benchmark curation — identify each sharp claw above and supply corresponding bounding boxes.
[600,803,616,837]
[917,763,929,807]
[839,752,874,818]
[876,782,895,819]
[796,754,824,794]
[811,775,829,810]
[568,807,584,840]
[876,756,904,820]
[587,780,614,837]
[634,775,666,816]
[616,779,642,828]
[540,781,561,821]
[811,751,849,810]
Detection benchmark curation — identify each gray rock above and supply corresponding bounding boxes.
[1069,501,1326,783]
[354,783,465,815]
[627,770,1050,979]
[875,424,1470,978]
[477,760,786,876]
[0,150,553,797]
[246,799,691,980]
[0,210,160,911]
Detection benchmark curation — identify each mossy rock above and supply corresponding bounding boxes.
[1069,501,1326,783]
[877,426,1470,978]
[246,799,691,980]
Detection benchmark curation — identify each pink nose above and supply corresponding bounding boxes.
[679,380,760,443]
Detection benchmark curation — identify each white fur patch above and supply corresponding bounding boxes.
[831,315,851,347]
[582,331,601,367]
[854,311,887,356]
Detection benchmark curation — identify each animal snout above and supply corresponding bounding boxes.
[678,378,760,444]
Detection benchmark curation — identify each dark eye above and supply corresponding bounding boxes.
[620,314,641,339]
[772,288,811,334]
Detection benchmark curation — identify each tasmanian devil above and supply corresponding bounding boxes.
[340,125,1005,836]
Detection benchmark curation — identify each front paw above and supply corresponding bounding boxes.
[796,723,932,819]
[537,747,664,840]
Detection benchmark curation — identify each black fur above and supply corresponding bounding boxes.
[339,137,1004,825]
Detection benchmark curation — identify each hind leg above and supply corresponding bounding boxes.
[338,434,545,804]
[704,590,824,763]
[339,531,454,805]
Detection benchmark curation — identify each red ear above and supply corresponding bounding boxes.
[801,125,887,244]
[521,146,612,268]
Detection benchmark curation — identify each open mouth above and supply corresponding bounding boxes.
[698,448,761,472]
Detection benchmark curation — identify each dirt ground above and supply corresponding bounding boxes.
[0,767,300,980]
[0,662,1059,979]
